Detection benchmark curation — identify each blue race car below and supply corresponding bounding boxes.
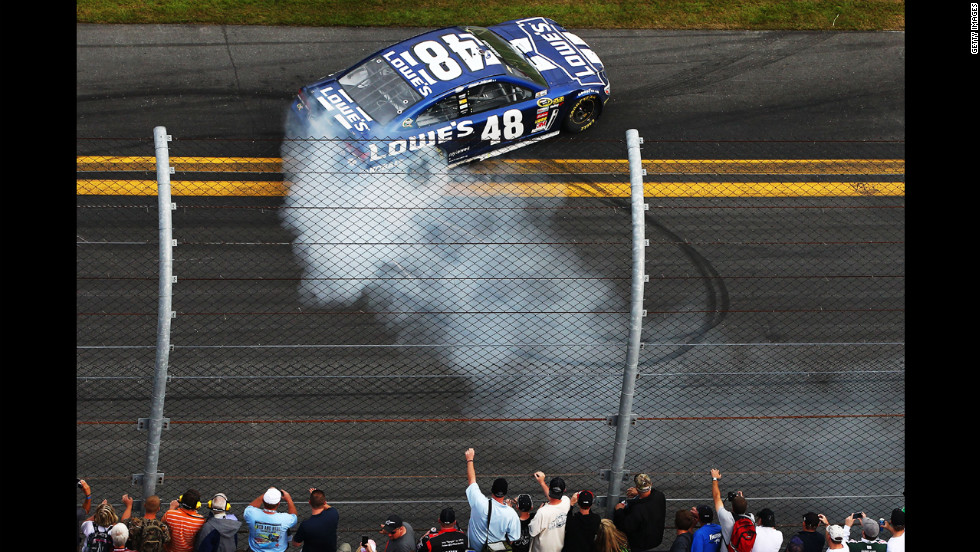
[287,17,610,169]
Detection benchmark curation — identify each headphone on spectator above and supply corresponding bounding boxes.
[179,494,201,509]
[209,493,231,511]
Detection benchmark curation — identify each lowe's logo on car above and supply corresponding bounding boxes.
[382,50,437,97]
[368,120,475,161]
[315,86,373,132]
[507,17,605,86]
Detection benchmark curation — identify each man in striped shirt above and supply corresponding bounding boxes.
[162,489,208,552]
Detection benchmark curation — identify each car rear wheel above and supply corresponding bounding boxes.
[562,94,601,133]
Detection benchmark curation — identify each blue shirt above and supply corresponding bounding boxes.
[466,483,522,548]
[691,523,722,552]
[244,505,299,552]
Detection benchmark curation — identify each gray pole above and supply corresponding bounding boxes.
[140,126,175,500]
[604,129,646,515]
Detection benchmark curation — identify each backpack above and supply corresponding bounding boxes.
[139,518,166,552]
[86,525,114,552]
[726,516,756,552]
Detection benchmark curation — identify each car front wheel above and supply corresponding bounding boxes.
[562,94,601,133]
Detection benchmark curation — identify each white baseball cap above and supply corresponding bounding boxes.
[263,487,282,505]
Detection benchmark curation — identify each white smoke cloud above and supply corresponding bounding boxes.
[280,115,626,417]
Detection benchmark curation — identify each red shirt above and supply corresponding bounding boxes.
[162,508,207,552]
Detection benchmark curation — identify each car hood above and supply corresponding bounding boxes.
[488,17,608,90]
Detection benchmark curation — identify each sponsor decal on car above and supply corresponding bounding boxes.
[315,86,374,132]
[536,96,564,107]
[503,17,605,85]
[383,32,504,97]
[367,120,475,161]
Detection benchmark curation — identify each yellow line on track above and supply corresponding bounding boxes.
[76,157,905,197]
[76,180,905,198]
[76,157,906,175]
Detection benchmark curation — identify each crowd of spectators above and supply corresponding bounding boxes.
[78,459,904,552]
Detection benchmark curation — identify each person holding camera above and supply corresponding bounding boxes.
[708,469,755,552]
[836,513,887,552]
[612,473,667,552]
[883,509,904,552]
[244,487,299,552]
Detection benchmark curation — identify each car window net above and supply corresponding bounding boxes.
[416,96,461,127]
[466,82,533,114]
[339,57,423,126]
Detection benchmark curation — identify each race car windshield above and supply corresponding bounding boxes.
[465,26,548,88]
[338,56,423,125]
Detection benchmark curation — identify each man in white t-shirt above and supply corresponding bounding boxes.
[528,471,569,552]
[751,508,783,552]
[883,509,904,552]
[825,525,849,550]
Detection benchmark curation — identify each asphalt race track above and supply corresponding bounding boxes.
[76,25,904,151]
[76,23,904,550]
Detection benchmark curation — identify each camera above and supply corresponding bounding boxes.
[726,491,738,502]
[77,479,83,489]
[852,512,863,519]
[362,536,369,546]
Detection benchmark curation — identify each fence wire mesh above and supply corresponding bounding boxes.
[77,134,904,550]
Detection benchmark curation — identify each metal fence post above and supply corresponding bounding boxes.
[136,126,175,500]
[603,129,646,515]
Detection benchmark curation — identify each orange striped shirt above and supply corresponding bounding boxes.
[162,508,207,552]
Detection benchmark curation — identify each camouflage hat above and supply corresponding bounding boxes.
[633,474,652,492]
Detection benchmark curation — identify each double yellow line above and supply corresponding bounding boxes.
[76,157,905,197]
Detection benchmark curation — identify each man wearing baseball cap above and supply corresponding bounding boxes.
[380,513,416,552]
[506,494,534,552]
[841,512,886,552]
[418,508,468,552]
[883,509,904,552]
[613,473,667,552]
[243,487,298,552]
[528,471,569,552]
[690,504,722,552]
[563,490,600,552]
[824,525,848,550]
[464,448,521,552]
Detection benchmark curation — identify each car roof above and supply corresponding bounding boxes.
[371,26,513,99]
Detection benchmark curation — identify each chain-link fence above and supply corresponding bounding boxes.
[77,132,904,551]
